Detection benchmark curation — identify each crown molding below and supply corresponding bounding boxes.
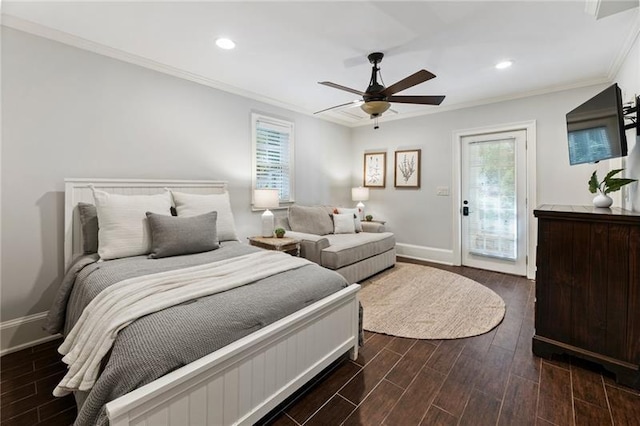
[607,7,640,80]
[584,0,601,17]
[0,13,632,130]
[0,14,354,128]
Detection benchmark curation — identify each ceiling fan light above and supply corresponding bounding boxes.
[215,37,236,50]
[361,101,390,116]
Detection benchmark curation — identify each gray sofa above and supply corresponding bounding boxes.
[275,205,396,284]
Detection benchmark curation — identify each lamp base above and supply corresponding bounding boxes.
[261,210,274,237]
[356,202,365,220]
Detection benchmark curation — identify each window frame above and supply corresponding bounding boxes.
[251,112,295,207]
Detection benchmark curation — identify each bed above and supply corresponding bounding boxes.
[52,178,360,426]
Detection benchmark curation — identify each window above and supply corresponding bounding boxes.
[252,113,295,203]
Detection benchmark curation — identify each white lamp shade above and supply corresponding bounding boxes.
[351,187,370,202]
[254,189,279,209]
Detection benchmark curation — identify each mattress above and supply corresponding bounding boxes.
[46,242,348,426]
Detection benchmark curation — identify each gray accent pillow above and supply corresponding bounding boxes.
[288,205,334,236]
[78,202,98,254]
[146,211,219,259]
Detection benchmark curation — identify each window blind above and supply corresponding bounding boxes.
[253,114,294,202]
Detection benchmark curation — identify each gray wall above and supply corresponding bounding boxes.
[2,24,637,326]
[350,84,611,251]
[0,28,352,321]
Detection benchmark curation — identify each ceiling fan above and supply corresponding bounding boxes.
[316,52,445,128]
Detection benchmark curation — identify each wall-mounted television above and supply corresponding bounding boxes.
[566,83,628,165]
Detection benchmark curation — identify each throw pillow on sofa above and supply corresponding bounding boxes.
[333,213,356,234]
[336,207,363,232]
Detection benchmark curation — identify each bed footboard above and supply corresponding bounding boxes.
[106,284,360,426]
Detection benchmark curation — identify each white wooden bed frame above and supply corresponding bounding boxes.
[64,178,360,426]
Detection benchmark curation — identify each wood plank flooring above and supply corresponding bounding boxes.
[2,259,639,425]
[262,260,640,426]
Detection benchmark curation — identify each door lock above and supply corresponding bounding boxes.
[462,200,469,216]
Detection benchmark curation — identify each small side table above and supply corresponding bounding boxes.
[364,219,386,225]
[248,236,301,256]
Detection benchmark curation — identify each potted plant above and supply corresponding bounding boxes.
[274,227,286,238]
[365,215,373,222]
[588,169,637,208]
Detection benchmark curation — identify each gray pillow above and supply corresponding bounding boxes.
[288,205,334,236]
[146,211,219,259]
[78,202,98,254]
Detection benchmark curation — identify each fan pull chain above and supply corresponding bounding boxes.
[374,116,380,130]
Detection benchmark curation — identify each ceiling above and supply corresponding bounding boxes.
[3,1,639,126]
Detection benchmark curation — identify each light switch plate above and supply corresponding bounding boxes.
[436,186,450,196]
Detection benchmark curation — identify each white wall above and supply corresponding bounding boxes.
[615,19,640,211]
[0,28,351,333]
[350,84,611,258]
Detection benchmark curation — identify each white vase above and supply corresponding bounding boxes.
[593,193,613,208]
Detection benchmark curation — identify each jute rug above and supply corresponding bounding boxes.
[360,263,506,339]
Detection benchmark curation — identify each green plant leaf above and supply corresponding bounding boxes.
[588,171,599,194]
[603,168,624,182]
[603,178,638,194]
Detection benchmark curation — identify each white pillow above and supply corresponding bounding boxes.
[336,207,363,232]
[92,189,172,260]
[171,191,238,242]
[333,213,356,234]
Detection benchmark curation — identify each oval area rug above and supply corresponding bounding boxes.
[360,263,506,339]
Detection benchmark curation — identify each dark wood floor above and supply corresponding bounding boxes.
[1,338,76,425]
[264,260,640,426]
[2,260,639,425]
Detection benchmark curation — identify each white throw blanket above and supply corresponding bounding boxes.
[54,251,310,396]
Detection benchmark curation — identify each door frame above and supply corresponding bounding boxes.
[452,120,537,279]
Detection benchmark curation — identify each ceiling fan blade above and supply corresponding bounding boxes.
[387,95,445,105]
[381,70,436,96]
[314,101,361,114]
[318,81,364,96]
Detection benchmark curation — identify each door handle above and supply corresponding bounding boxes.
[462,206,469,216]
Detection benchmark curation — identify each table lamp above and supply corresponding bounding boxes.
[254,189,280,237]
[351,187,370,220]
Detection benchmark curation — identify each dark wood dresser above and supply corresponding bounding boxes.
[533,205,640,389]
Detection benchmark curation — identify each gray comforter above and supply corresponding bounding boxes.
[46,242,348,426]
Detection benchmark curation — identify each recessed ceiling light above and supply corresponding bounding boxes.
[495,60,513,70]
[215,38,236,50]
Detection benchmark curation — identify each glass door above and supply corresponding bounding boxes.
[461,130,527,276]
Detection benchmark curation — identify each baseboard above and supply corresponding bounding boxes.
[395,243,455,265]
[1,311,60,355]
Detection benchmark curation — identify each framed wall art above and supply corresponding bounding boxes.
[363,152,386,188]
[394,149,421,188]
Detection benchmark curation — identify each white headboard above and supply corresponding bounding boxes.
[64,178,228,269]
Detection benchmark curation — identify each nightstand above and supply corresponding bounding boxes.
[364,219,386,225]
[248,236,301,256]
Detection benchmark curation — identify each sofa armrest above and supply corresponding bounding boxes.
[284,231,330,264]
[361,222,385,233]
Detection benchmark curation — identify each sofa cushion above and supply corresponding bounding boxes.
[288,205,334,236]
[321,232,396,270]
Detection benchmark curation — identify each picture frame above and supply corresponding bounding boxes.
[394,149,421,188]
[363,152,386,188]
